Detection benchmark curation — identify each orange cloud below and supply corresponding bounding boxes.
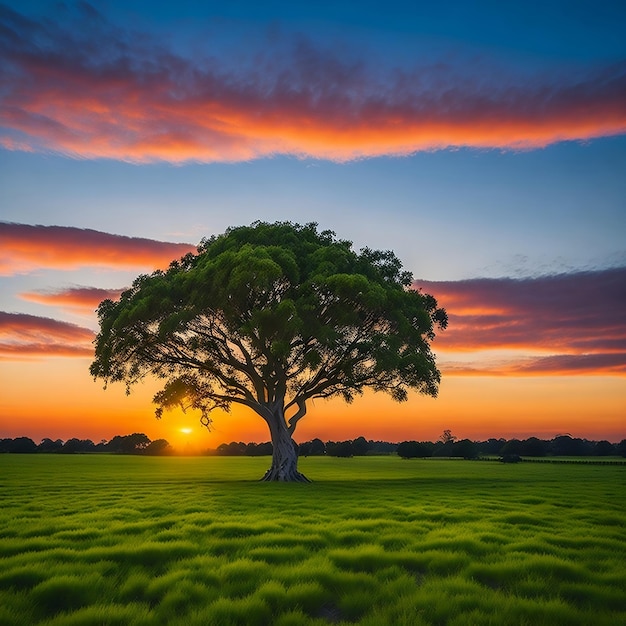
[20,287,125,312]
[1,5,624,163]
[417,268,626,376]
[440,354,626,377]
[0,223,196,275]
[511,353,626,375]
[0,311,95,359]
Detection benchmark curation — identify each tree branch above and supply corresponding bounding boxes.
[286,398,307,434]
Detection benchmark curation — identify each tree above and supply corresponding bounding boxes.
[550,435,591,456]
[326,440,355,457]
[38,438,64,453]
[244,441,273,456]
[9,437,38,453]
[144,439,173,455]
[216,442,246,456]
[500,439,522,456]
[299,438,326,456]
[397,440,433,459]
[593,440,615,456]
[452,439,478,459]
[477,438,506,455]
[60,438,95,454]
[439,429,457,444]
[105,433,151,454]
[352,436,372,456]
[91,221,447,481]
[519,437,547,457]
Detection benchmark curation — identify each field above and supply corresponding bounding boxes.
[0,456,624,625]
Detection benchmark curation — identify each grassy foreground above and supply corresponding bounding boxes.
[0,456,624,625]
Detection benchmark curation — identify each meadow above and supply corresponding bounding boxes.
[0,455,624,625]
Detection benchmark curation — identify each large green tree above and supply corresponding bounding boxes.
[91,222,447,481]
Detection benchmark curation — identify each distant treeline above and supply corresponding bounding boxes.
[1,433,624,458]
[0,433,172,455]
[212,435,626,459]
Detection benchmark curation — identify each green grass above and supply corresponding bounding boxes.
[0,456,624,625]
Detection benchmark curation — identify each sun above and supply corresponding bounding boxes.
[180,427,193,434]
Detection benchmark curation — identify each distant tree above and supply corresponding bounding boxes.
[299,438,326,456]
[91,221,447,481]
[550,435,592,456]
[439,429,457,444]
[143,439,172,455]
[452,439,478,459]
[7,437,38,453]
[477,438,507,455]
[256,442,274,456]
[617,439,626,458]
[500,439,522,456]
[550,435,572,455]
[368,440,398,455]
[397,440,430,458]
[59,437,80,454]
[433,440,455,457]
[396,441,414,458]
[310,438,327,455]
[326,440,355,457]
[243,442,273,456]
[421,440,436,457]
[38,438,64,453]
[216,441,247,456]
[245,442,259,456]
[60,438,95,454]
[593,440,615,456]
[352,436,372,456]
[500,454,522,463]
[433,430,458,455]
[104,435,121,453]
[519,437,547,457]
[127,433,151,452]
[106,433,151,454]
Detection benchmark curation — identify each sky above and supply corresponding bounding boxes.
[0,0,625,451]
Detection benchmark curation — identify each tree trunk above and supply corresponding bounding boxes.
[261,406,310,482]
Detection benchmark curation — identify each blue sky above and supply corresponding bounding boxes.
[2,138,625,284]
[2,2,625,281]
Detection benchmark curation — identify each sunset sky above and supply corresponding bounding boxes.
[1,1,625,451]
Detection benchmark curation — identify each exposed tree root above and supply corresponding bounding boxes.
[260,464,311,482]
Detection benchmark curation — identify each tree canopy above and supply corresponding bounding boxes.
[91,221,447,480]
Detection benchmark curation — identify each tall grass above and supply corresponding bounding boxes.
[0,455,624,624]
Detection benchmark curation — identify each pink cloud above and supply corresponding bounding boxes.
[441,353,626,377]
[20,287,125,312]
[416,268,626,376]
[0,5,624,163]
[0,311,95,359]
[0,223,196,275]
[511,353,626,375]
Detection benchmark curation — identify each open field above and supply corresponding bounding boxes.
[1,456,624,625]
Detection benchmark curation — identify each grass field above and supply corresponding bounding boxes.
[0,456,624,625]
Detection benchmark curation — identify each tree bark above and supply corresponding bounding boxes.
[261,405,310,482]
